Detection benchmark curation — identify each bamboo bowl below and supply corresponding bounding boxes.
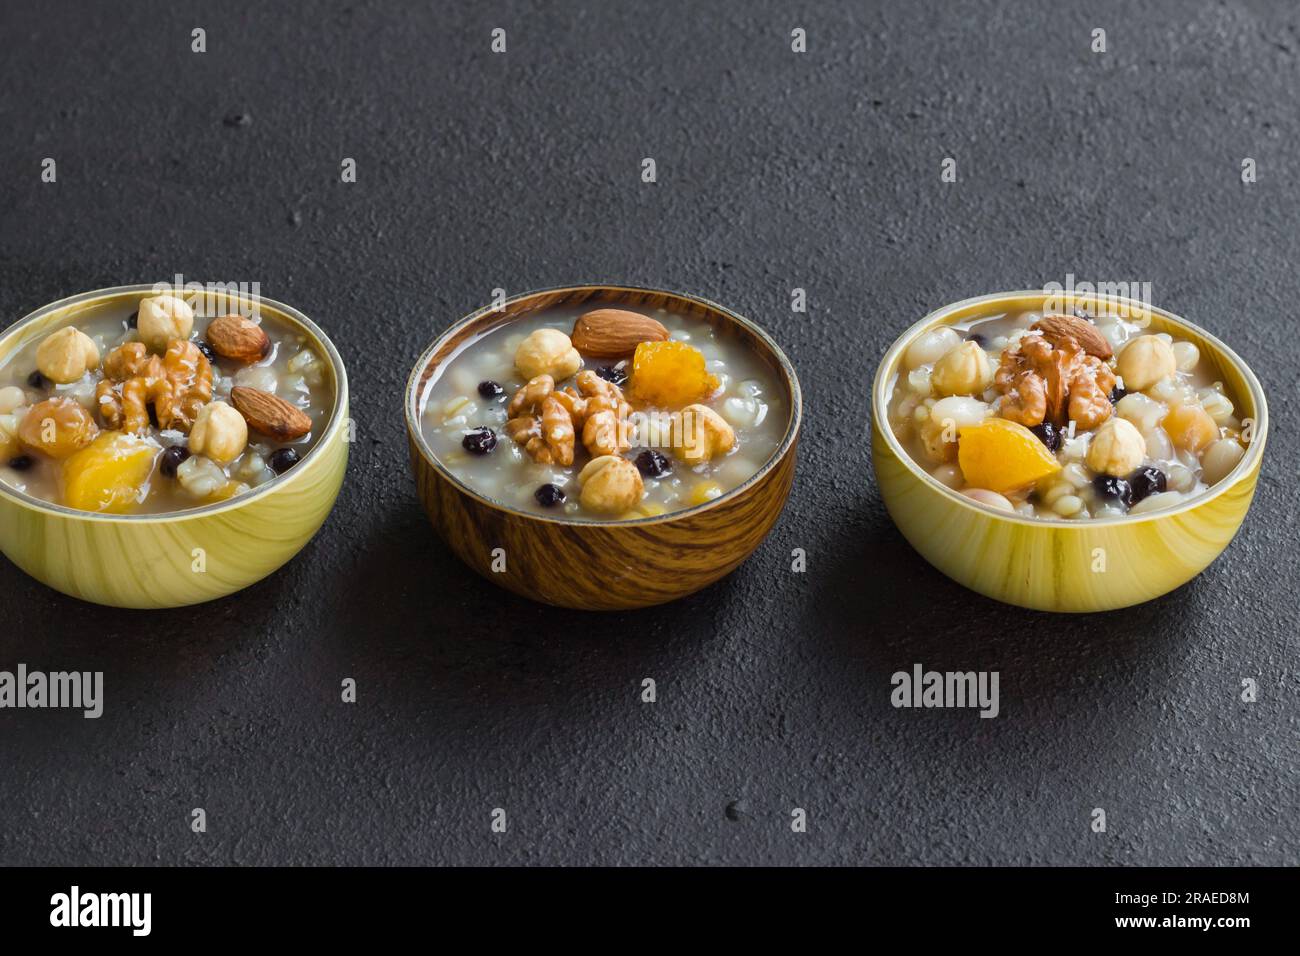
[0,285,349,608]
[871,290,1267,613]
[405,285,802,610]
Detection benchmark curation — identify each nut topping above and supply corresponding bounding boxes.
[1086,416,1146,477]
[576,455,643,514]
[931,340,993,397]
[36,327,100,384]
[206,314,271,363]
[673,404,736,465]
[189,400,249,465]
[1032,314,1114,359]
[136,295,195,353]
[506,371,633,463]
[96,340,214,433]
[994,332,1114,430]
[230,386,313,441]
[1117,335,1177,391]
[514,328,582,381]
[507,374,555,417]
[571,309,669,358]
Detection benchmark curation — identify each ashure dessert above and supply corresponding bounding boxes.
[0,293,333,514]
[418,305,786,520]
[885,308,1251,519]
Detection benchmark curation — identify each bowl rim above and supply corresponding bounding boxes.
[871,289,1269,528]
[405,282,803,526]
[0,283,350,524]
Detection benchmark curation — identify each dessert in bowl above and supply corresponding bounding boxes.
[406,285,801,609]
[872,291,1266,612]
[0,284,349,608]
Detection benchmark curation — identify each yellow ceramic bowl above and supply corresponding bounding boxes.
[871,290,1267,612]
[0,285,349,608]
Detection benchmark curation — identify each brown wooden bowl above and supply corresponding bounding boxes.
[405,284,802,610]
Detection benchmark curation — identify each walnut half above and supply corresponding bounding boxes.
[96,339,213,434]
[994,331,1113,430]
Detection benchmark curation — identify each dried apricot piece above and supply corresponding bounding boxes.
[62,431,160,513]
[957,418,1061,494]
[18,397,99,459]
[629,341,720,408]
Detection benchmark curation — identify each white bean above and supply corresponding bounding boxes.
[1172,341,1199,372]
[1052,494,1083,517]
[1129,491,1182,515]
[931,464,963,489]
[0,386,26,414]
[904,327,962,370]
[961,488,1014,511]
[1201,438,1245,485]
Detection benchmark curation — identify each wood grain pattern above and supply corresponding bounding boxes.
[871,291,1269,612]
[0,286,350,608]
[406,285,802,610]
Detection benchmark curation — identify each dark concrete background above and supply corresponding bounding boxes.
[1,0,1296,866]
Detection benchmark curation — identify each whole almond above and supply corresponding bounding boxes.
[206,314,271,363]
[571,309,669,358]
[230,386,312,441]
[1032,314,1113,359]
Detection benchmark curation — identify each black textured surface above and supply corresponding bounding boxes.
[1,0,1297,866]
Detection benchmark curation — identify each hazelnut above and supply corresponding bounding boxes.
[1163,404,1217,453]
[1117,335,1176,391]
[930,340,993,397]
[515,328,582,381]
[673,404,736,465]
[576,455,643,514]
[188,401,248,464]
[1086,416,1146,477]
[35,327,100,384]
[137,295,195,353]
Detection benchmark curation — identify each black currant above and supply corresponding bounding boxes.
[534,483,566,507]
[461,427,497,455]
[634,449,672,478]
[159,445,190,478]
[268,448,301,474]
